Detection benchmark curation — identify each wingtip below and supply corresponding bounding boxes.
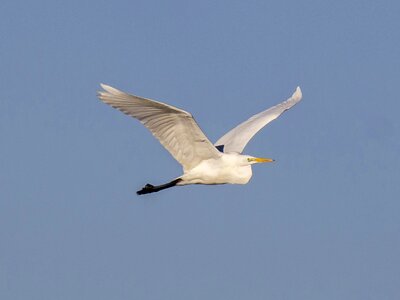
[97,83,108,100]
[292,86,302,101]
[100,83,114,91]
[98,83,124,96]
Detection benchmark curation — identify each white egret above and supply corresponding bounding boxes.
[98,84,302,195]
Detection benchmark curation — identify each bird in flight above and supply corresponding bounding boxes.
[98,84,302,195]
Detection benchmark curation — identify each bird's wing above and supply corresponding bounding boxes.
[215,87,302,153]
[98,84,221,171]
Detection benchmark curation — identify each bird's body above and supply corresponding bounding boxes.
[98,84,302,195]
[178,153,253,186]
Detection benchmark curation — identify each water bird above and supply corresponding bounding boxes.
[98,84,302,195]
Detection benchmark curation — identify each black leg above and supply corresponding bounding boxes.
[136,178,182,195]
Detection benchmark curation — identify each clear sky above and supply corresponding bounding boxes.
[1,0,399,299]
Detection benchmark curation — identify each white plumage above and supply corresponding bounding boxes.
[98,84,302,195]
[215,86,302,153]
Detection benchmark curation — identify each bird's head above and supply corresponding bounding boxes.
[245,155,275,165]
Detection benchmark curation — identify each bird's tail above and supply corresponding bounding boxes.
[137,178,182,195]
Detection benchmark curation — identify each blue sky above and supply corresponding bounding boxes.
[1,0,399,299]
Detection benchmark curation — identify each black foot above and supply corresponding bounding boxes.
[136,184,155,195]
[136,178,182,196]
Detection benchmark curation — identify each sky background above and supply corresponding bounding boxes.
[1,0,399,299]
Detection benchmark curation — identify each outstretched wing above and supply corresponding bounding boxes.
[215,87,302,153]
[98,84,221,171]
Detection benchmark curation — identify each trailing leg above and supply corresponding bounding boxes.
[136,178,182,195]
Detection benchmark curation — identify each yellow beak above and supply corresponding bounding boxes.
[253,157,274,163]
